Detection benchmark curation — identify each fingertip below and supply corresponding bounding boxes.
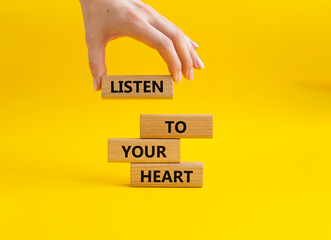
[190,48,204,70]
[188,68,194,81]
[93,77,98,91]
[172,71,182,83]
[93,75,103,91]
[177,71,182,83]
[193,60,199,69]
[191,40,199,49]
[196,56,205,69]
[182,67,194,81]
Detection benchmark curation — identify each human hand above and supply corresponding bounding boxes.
[79,0,204,91]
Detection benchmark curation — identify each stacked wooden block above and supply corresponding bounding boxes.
[102,75,213,187]
[108,114,213,187]
[102,75,173,98]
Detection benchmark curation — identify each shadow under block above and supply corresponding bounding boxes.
[140,114,213,138]
[108,138,180,163]
[102,75,173,98]
[131,162,203,187]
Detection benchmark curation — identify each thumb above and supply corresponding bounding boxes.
[87,42,107,91]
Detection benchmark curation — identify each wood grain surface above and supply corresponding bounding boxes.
[140,114,213,138]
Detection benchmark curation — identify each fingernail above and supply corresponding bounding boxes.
[176,71,182,83]
[93,78,97,91]
[188,68,194,81]
[196,57,205,69]
[192,41,199,48]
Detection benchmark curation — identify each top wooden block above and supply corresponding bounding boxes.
[140,114,213,138]
[102,75,173,98]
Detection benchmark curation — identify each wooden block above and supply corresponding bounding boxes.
[140,114,213,138]
[108,138,180,163]
[102,75,173,98]
[131,162,203,187]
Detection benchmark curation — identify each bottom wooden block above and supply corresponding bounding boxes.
[130,162,203,187]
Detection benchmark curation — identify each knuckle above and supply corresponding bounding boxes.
[88,61,98,69]
[173,29,185,41]
[142,4,157,16]
[135,1,156,15]
[159,37,173,49]
[123,8,144,24]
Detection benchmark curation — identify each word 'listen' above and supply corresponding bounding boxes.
[110,80,164,93]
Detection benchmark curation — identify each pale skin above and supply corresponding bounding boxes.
[79,0,204,91]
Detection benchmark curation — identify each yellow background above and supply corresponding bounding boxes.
[1,0,331,239]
